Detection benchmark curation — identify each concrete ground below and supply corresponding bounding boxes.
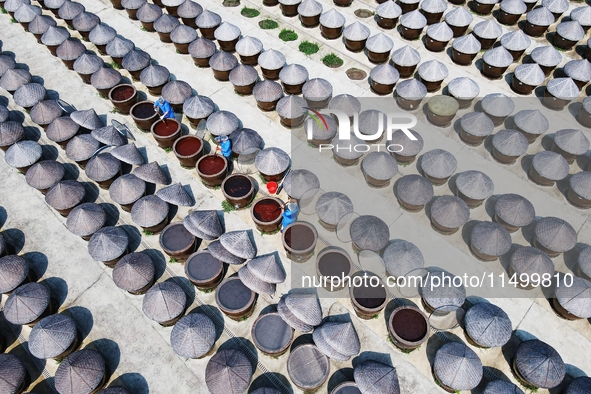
[1,0,591,392]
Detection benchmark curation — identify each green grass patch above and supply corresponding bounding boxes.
[222,200,236,213]
[200,288,214,293]
[140,26,147,31]
[169,257,178,263]
[110,108,120,114]
[299,40,319,55]
[109,61,121,70]
[241,6,260,17]
[322,53,343,68]
[164,147,172,153]
[1,7,7,14]
[10,17,17,23]
[259,19,278,29]
[279,28,298,41]
[143,230,154,236]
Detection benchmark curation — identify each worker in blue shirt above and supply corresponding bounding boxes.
[153,97,175,120]
[214,135,232,158]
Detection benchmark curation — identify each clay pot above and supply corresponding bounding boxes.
[481,61,509,79]
[431,215,461,234]
[388,306,430,350]
[396,96,423,111]
[137,19,154,30]
[493,213,520,233]
[110,55,125,68]
[300,15,321,28]
[239,53,261,66]
[567,186,591,209]
[156,31,173,43]
[377,16,398,29]
[528,165,556,186]
[215,276,257,321]
[506,48,526,61]
[164,5,180,17]
[218,38,239,52]
[421,10,443,24]
[282,221,318,262]
[474,35,496,50]
[109,84,138,115]
[110,0,124,9]
[551,297,583,320]
[131,101,159,131]
[498,10,521,25]
[125,8,140,20]
[192,54,213,68]
[457,190,486,208]
[492,147,521,165]
[427,109,456,127]
[331,382,360,394]
[320,26,343,40]
[371,80,396,95]
[96,169,122,190]
[525,22,548,37]
[425,37,448,52]
[279,114,306,128]
[542,89,570,111]
[511,76,536,95]
[394,64,417,78]
[251,312,294,357]
[260,169,288,182]
[181,17,197,28]
[151,118,181,149]
[234,81,256,96]
[448,25,469,37]
[398,1,419,13]
[551,143,578,164]
[263,0,279,5]
[368,50,390,64]
[345,38,367,52]
[196,155,228,187]
[282,82,305,95]
[250,197,284,233]
[185,251,225,290]
[102,247,129,268]
[400,26,423,40]
[261,66,282,80]
[159,222,198,261]
[212,69,232,81]
[472,0,495,14]
[452,50,477,66]
[280,4,299,16]
[173,42,191,54]
[424,173,450,186]
[173,135,203,167]
[315,247,352,291]
[419,77,443,92]
[256,97,281,111]
[199,25,219,40]
[146,82,166,97]
[221,174,255,209]
[349,272,387,319]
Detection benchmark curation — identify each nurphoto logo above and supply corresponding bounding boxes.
[305,108,418,153]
